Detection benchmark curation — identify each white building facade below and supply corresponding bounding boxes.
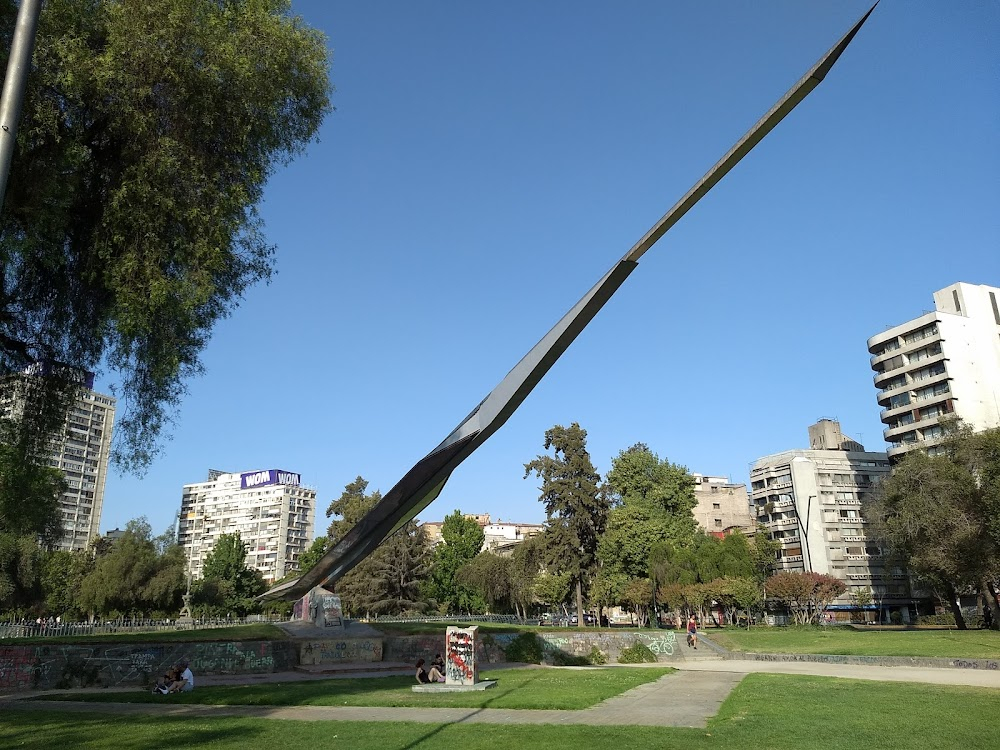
[178,469,315,583]
[750,421,908,617]
[868,282,1000,461]
[0,368,116,552]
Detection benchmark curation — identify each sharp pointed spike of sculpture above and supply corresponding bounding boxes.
[261,5,877,602]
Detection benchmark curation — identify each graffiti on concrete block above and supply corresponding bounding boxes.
[445,626,478,684]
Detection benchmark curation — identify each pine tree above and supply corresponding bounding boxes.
[524,423,607,627]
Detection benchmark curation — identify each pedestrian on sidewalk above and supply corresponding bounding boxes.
[687,615,698,649]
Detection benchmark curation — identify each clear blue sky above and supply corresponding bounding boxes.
[100,1,998,538]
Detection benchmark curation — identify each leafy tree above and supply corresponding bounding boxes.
[427,510,485,614]
[79,518,186,617]
[0,532,45,615]
[457,552,512,613]
[862,438,997,629]
[326,476,432,617]
[298,536,330,572]
[509,534,544,619]
[197,531,265,615]
[41,549,93,619]
[0,0,331,473]
[621,577,654,627]
[766,571,847,625]
[524,423,607,627]
[533,571,572,613]
[590,569,628,624]
[598,444,697,579]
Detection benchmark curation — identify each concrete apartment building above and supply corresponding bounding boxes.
[868,282,1000,461]
[178,469,315,583]
[750,420,911,618]
[0,367,116,552]
[692,474,753,535]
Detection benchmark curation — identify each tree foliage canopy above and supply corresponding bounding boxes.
[427,510,486,614]
[0,0,331,471]
[862,425,1000,628]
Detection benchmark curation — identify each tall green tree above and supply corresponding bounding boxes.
[427,510,485,614]
[0,0,331,473]
[524,423,607,627]
[196,531,265,616]
[457,552,512,613]
[357,522,431,616]
[509,534,545,619]
[79,518,186,617]
[598,443,697,580]
[862,436,998,629]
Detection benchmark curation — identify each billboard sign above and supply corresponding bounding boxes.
[240,469,301,489]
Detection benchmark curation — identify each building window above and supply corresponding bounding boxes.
[712,503,721,510]
[714,519,722,528]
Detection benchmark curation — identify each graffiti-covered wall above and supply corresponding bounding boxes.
[298,637,382,665]
[381,630,682,665]
[0,640,296,691]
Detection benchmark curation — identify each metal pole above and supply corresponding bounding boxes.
[0,0,43,214]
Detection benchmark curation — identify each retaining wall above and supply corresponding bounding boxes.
[382,630,686,664]
[0,640,296,691]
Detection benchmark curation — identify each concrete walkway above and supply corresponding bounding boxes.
[4,659,1000,729]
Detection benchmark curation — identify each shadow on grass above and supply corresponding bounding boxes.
[1,711,273,750]
[395,671,544,750]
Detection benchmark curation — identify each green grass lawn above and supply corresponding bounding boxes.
[35,667,672,710]
[1,623,288,645]
[5,674,999,749]
[707,625,1000,658]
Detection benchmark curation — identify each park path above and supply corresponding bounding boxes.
[4,659,1000,729]
[0,669,742,728]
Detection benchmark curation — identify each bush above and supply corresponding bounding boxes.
[618,641,658,664]
[587,645,608,665]
[917,613,983,629]
[503,632,544,663]
[550,650,589,666]
[889,611,903,625]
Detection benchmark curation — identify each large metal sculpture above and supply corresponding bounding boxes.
[263,4,877,601]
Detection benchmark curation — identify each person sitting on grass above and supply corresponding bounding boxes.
[159,660,194,694]
[152,666,180,694]
[415,658,445,684]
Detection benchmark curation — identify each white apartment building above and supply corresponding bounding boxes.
[0,367,115,552]
[178,469,315,583]
[868,282,1000,461]
[750,421,909,617]
[692,474,753,535]
[482,520,545,555]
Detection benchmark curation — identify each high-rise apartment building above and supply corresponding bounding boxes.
[178,469,315,583]
[749,420,911,618]
[0,367,116,552]
[868,282,1000,461]
[691,474,753,535]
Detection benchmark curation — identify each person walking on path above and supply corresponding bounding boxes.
[687,615,698,649]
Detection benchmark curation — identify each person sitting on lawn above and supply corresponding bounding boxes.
[159,659,195,694]
[415,658,445,684]
[153,665,180,694]
[431,653,445,673]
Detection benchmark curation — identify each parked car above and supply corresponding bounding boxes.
[569,613,597,626]
[540,612,570,627]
